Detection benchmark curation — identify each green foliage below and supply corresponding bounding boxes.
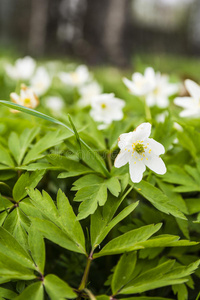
[0,57,200,299]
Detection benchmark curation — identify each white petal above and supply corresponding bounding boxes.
[145,94,156,107]
[179,109,199,118]
[185,79,200,100]
[134,122,151,140]
[156,96,169,108]
[129,160,146,183]
[145,154,166,175]
[174,97,197,108]
[144,67,155,80]
[118,132,134,149]
[146,138,165,155]
[123,77,135,92]
[114,151,129,168]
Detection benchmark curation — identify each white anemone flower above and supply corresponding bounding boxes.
[30,67,51,96]
[146,73,179,108]
[174,79,200,117]
[123,67,156,96]
[78,81,102,107]
[10,84,39,112]
[90,93,125,128]
[5,56,36,81]
[114,123,166,183]
[59,65,91,87]
[44,96,64,112]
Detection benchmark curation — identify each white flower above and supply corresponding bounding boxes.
[30,67,51,96]
[114,123,166,183]
[78,81,102,107]
[5,56,36,81]
[156,111,169,123]
[146,73,178,108]
[174,79,200,117]
[44,96,64,112]
[59,65,91,87]
[90,93,125,128]
[123,67,156,96]
[10,84,39,111]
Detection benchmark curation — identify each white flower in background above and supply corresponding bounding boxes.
[114,122,166,183]
[59,65,91,87]
[123,67,156,96]
[30,67,51,96]
[90,93,125,128]
[78,81,102,107]
[156,111,169,123]
[10,84,39,111]
[174,79,200,117]
[44,96,64,112]
[5,56,36,81]
[146,73,179,108]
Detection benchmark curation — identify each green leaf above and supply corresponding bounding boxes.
[3,208,30,249]
[94,223,162,258]
[28,225,45,274]
[44,274,77,299]
[0,287,17,299]
[0,101,110,177]
[133,181,187,220]
[91,201,139,250]
[172,283,188,300]
[119,297,174,300]
[76,184,107,220]
[15,282,44,300]
[90,186,134,249]
[27,188,86,253]
[68,114,82,160]
[0,145,14,167]
[13,170,45,202]
[23,130,72,165]
[0,227,35,270]
[57,189,85,250]
[120,260,200,294]
[106,177,121,197]
[30,217,86,254]
[112,252,137,294]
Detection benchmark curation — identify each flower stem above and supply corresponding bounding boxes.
[107,152,112,171]
[78,251,93,291]
[144,101,152,122]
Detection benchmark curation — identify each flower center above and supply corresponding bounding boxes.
[23,98,31,105]
[101,103,106,109]
[134,143,145,154]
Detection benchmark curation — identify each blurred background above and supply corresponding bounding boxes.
[0,0,199,67]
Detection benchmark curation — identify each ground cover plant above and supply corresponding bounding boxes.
[0,55,200,299]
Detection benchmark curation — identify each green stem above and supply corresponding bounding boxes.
[107,152,112,171]
[144,101,152,122]
[78,251,93,291]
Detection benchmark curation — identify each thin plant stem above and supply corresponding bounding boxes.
[107,152,112,171]
[78,251,93,291]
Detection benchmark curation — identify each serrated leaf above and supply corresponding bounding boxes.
[106,177,121,197]
[13,170,45,202]
[44,274,77,299]
[31,217,86,254]
[134,181,187,220]
[94,223,162,258]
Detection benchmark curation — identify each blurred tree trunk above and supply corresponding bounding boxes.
[28,0,49,56]
[102,0,129,66]
[0,0,14,45]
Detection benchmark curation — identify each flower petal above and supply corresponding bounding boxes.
[129,160,146,183]
[114,150,129,168]
[118,132,134,149]
[134,122,151,141]
[174,97,197,109]
[145,154,166,175]
[185,79,200,100]
[146,138,165,155]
